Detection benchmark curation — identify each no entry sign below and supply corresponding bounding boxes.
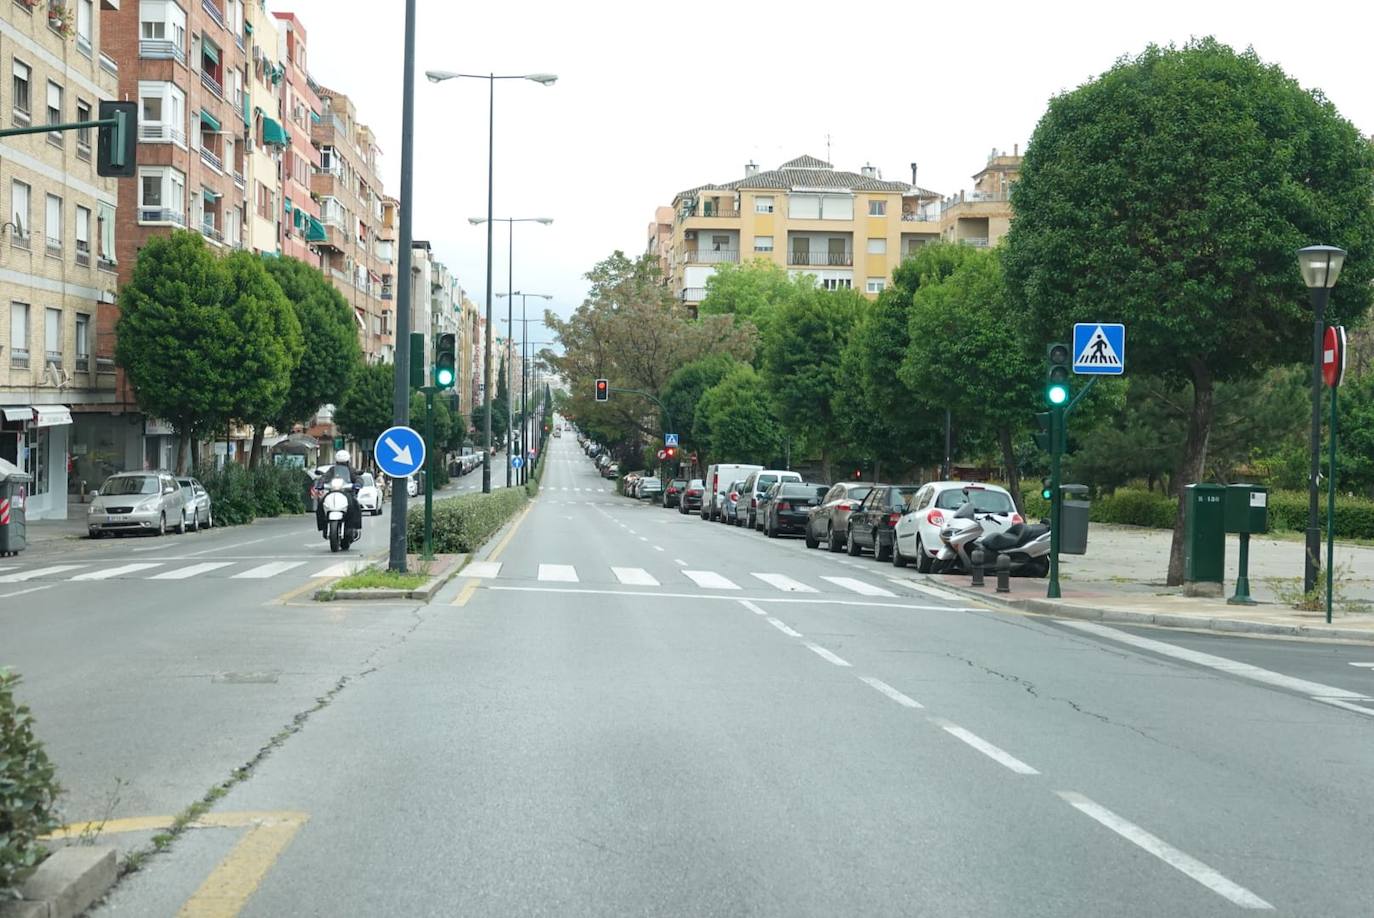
[1323,326,1347,389]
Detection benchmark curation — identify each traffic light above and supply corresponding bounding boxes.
[594,378,609,402]
[96,101,137,178]
[665,446,677,461]
[1033,410,1063,453]
[1040,477,1053,501]
[434,333,456,389]
[1046,342,1071,406]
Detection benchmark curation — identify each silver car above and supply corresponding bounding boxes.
[176,476,214,530]
[89,471,190,537]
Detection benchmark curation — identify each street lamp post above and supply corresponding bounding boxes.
[1296,245,1346,596]
[498,291,553,485]
[425,70,556,493]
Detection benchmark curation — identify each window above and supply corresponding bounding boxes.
[75,206,91,264]
[45,307,61,365]
[821,278,852,291]
[139,81,186,145]
[711,234,729,251]
[867,237,887,255]
[76,99,92,158]
[45,195,62,255]
[11,181,30,241]
[319,145,335,172]
[753,235,773,253]
[97,201,116,265]
[869,200,887,216]
[10,303,29,368]
[46,82,63,145]
[140,0,187,60]
[866,278,886,294]
[788,194,820,219]
[77,0,94,54]
[821,194,854,220]
[138,167,186,224]
[788,193,853,220]
[12,60,31,123]
[754,196,774,214]
[75,313,90,371]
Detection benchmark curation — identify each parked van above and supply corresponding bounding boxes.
[702,463,763,521]
[738,469,804,530]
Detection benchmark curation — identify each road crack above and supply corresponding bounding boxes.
[942,652,1040,697]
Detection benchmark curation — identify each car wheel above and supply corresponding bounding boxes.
[892,538,908,567]
[176,511,188,535]
[156,513,166,536]
[766,519,777,538]
[206,509,213,529]
[804,526,819,549]
[875,531,892,563]
[846,526,862,556]
[915,535,933,574]
[827,524,842,553]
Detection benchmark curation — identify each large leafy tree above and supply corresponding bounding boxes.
[698,258,813,344]
[1003,38,1374,583]
[693,364,783,465]
[263,256,361,433]
[334,361,393,461]
[761,286,864,480]
[659,353,742,463]
[220,251,303,467]
[115,231,235,472]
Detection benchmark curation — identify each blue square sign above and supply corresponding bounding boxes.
[664,433,679,447]
[1072,323,1126,375]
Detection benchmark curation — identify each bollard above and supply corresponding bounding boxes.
[996,554,1011,593]
[970,548,985,587]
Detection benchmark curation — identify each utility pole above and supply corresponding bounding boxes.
[387,0,417,572]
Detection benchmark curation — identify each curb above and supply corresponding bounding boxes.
[932,579,1374,644]
[315,554,468,602]
[0,847,117,918]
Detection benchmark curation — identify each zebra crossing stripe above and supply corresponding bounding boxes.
[751,573,817,593]
[149,562,234,580]
[821,576,896,597]
[682,570,740,590]
[612,567,659,586]
[71,563,164,581]
[232,561,306,580]
[538,564,579,582]
[0,565,86,582]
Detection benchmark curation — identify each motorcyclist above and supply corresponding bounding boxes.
[314,449,363,534]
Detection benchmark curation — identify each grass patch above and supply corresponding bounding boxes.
[332,568,429,591]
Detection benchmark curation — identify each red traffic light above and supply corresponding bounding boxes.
[665,446,676,459]
[594,378,609,402]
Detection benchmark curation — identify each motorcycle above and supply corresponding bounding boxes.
[937,501,1050,576]
[320,478,360,552]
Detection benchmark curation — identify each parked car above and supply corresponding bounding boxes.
[638,478,663,502]
[764,482,830,538]
[702,463,763,521]
[89,471,191,537]
[602,463,620,480]
[176,476,214,531]
[663,478,688,509]
[679,479,706,514]
[846,484,923,560]
[740,469,803,530]
[893,481,1020,572]
[356,472,383,516]
[720,479,748,525]
[806,482,875,551]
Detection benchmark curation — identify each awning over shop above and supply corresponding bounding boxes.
[199,109,221,132]
[33,406,72,427]
[261,117,289,147]
[2,407,30,422]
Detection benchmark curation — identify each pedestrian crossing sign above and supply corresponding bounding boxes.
[1072,323,1126,375]
[664,433,679,447]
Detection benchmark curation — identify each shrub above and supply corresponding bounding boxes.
[196,463,310,526]
[524,449,547,497]
[1,670,62,895]
[406,488,526,554]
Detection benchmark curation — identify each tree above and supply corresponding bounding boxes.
[660,353,742,464]
[698,259,813,344]
[263,256,361,434]
[220,251,303,467]
[493,353,511,451]
[761,286,864,480]
[334,361,393,463]
[1003,38,1374,583]
[901,248,1038,508]
[115,231,234,472]
[694,364,783,465]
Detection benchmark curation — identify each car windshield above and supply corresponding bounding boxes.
[177,478,193,490]
[756,475,778,491]
[845,486,873,501]
[780,483,819,498]
[671,479,687,488]
[892,487,922,507]
[935,488,1014,512]
[360,473,376,487]
[103,475,159,496]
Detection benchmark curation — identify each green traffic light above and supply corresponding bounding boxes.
[1047,384,1069,406]
[1041,487,1053,500]
[436,367,454,386]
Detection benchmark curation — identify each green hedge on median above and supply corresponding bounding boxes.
[196,463,310,526]
[406,487,527,554]
[0,670,62,895]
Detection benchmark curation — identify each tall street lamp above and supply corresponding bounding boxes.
[1297,244,1346,595]
[475,220,553,486]
[498,292,553,484]
[425,70,556,493]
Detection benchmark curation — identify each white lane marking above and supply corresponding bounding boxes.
[639,536,649,542]
[463,561,503,579]
[232,561,306,579]
[752,573,818,593]
[1314,697,1374,718]
[767,617,802,637]
[312,562,369,578]
[538,564,579,583]
[887,578,964,601]
[1348,662,1374,668]
[0,585,54,598]
[1061,621,1367,700]
[821,576,896,597]
[682,570,740,590]
[804,641,851,667]
[739,600,768,616]
[673,558,688,567]
[859,676,923,708]
[149,562,235,580]
[487,585,976,610]
[71,563,164,581]
[932,719,1039,775]
[1057,792,1273,910]
[653,546,665,552]
[612,567,659,587]
[0,565,86,582]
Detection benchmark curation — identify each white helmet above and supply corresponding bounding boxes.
[335,449,350,463]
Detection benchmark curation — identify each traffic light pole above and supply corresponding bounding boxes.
[423,386,436,561]
[387,0,417,573]
[1047,405,1064,599]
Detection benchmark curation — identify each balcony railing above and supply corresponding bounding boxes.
[956,237,990,248]
[200,69,223,99]
[202,0,225,29]
[45,236,62,257]
[139,39,185,63]
[141,123,185,144]
[233,170,245,189]
[200,221,223,243]
[75,241,90,266]
[99,52,119,75]
[45,351,61,368]
[199,145,223,172]
[96,355,115,374]
[98,255,116,272]
[684,248,740,265]
[901,211,939,222]
[10,348,29,370]
[788,251,854,267]
[687,208,740,219]
[140,208,186,226]
[10,232,30,251]
[680,287,706,302]
[75,355,89,372]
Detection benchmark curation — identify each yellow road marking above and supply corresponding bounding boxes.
[271,577,330,606]
[452,578,480,606]
[45,810,308,840]
[177,812,309,917]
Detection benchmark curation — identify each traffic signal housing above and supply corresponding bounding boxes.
[1046,342,1071,406]
[1040,477,1053,501]
[594,378,609,402]
[96,101,137,178]
[409,332,424,389]
[434,333,456,389]
[1033,410,1064,454]
[664,446,677,461]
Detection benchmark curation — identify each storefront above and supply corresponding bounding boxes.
[68,410,147,496]
[0,405,72,520]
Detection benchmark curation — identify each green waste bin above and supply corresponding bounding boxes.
[1184,483,1226,596]
[0,460,33,556]
[1060,484,1090,555]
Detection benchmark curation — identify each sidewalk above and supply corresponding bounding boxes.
[22,499,91,545]
[939,524,1374,643]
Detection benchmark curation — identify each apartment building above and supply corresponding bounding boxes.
[457,288,476,423]
[666,155,942,310]
[244,0,282,255]
[270,10,324,261]
[645,204,671,282]
[1,0,120,519]
[938,147,1021,248]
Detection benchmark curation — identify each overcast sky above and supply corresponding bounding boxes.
[275,0,1374,350]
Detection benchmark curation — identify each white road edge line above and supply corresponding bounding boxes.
[739,600,768,616]
[485,586,976,610]
[0,585,54,599]
[1056,791,1273,910]
[859,676,923,708]
[1314,697,1374,718]
[931,718,1039,774]
[803,641,851,667]
[767,617,802,637]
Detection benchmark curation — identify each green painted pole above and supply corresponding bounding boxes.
[1326,384,1338,623]
[1047,405,1063,599]
[424,387,435,562]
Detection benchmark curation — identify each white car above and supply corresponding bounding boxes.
[893,482,1021,573]
[356,472,382,516]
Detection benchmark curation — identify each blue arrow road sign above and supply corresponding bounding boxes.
[511,456,524,469]
[1072,323,1126,375]
[375,425,426,477]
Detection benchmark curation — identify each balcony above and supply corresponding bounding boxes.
[200,69,224,100]
[10,231,30,251]
[140,208,186,226]
[99,52,119,76]
[683,207,740,220]
[787,250,854,267]
[233,170,245,189]
[140,39,185,63]
[683,248,740,265]
[200,221,223,243]
[75,241,90,266]
[956,237,989,248]
[45,351,61,368]
[75,355,90,373]
[96,355,115,374]
[901,211,939,222]
[201,0,225,29]
[199,145,223,172]
[680,287,706,303]
[97,255,116,272]
[45,236,62,257]
[10,348,29,370]
[141,123,186,145]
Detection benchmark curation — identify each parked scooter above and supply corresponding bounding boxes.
[320,478,360,552]
[936,501,1048,576]
[974,520,1052,578]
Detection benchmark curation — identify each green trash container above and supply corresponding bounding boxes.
[1184,483,1226,596]
[1060,484,1090,555]
[0,462,33,556]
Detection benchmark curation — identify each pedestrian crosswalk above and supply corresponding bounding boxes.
[453,561,909,597]
[0,558,372,585]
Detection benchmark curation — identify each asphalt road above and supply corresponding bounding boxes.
[7,434,1372,915]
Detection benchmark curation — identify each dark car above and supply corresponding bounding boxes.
[663,478,688,509]
[678,479,706,514]
[764,482,829,538]
[807,482,874,552]
[846,484,922,561]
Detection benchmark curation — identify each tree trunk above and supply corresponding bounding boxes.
[176,423,191,475]
[1166,360,1216,586]
[820,444,832,484]
[998,425,1023,513]
[249,427,265,469]
[189,435,201,471]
